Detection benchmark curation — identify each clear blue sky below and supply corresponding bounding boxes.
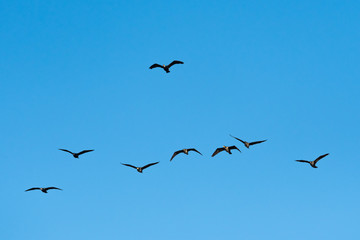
[1,1,359,239]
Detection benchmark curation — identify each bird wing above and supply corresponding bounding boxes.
[295,160,310,163]
[142,161,160,169]
[121,163,138,169]
[212,148,225,157]
[59,149,73,154]
[249,140,267,146]
[78,149,94,155]
[168,60,184,68]
[188,148,202,155]
[229,135,247,145]
[229,145,241,152]
[314,153,329,163]
[25,187,41,192]
[149,64,164,69]
[45,187,62,191]
[170,150,184,161]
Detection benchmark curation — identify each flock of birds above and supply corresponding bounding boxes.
[25,60,330,194]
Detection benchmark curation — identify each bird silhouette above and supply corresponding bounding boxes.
[230,135,267,148]
[25,187,62,193]
[121,162,160,173]
[295,153,329,168]
[149,60,184,73]
[59,149,94,158]
[212,145,241,157]
[170,148,202,161]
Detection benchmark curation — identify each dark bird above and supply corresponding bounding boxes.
[149,60,184,73]
[295,153,329,168]
[25,187,62,193]
[59,149,94,158]
[121,162,160,173]
[170,148,202,161]
[212,145,241,157]
[230,135,267,149]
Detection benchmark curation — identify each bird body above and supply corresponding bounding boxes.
[121,162,160,173]
[212,145,241,157]
[295,153,329,168]
[149,60,183,73]
[229,135,267,149]
[170,148,202,161]
[25,187,62,193]
[59,149,94,158]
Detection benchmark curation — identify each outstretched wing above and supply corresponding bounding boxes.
[170,150,184,161]
[188,148,202,155]
[314,153,329,163]
[142,161,160,169]
[212,148,225,157]
[45,187,62,191]
[121,163,138,169]
[78,149,94,155]
[168,60,184,68]
[149,64,164,69]
[25,187,41,192]
[229,145,241,152]
[229,135,247,145]
[59,149,74,155]
[295,160,310,163]
[249,140,267,146]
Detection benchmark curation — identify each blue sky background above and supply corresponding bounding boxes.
[1,1,359,239]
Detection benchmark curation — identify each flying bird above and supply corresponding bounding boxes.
[149,60,184,73]
[59,149,94,158]
[121,162,160,173]
[212,145,241,157]
[230,135,267,148]
[170,148,202,161]
[295,153,329,168]
[25,187,62,193]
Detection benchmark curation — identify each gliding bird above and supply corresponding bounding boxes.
[149,60,184,73]
[212,145,241,157]
[121,162,160,173]
[25,187,62,193]
[295,153,329,168]
[59,149,94,158]
[230,135,267,149]
[170,148,202,161]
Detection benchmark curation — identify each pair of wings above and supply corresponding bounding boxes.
[59,149,94,156]
[25,187,62,192]
[121,162,160,170]
[296,153,329,164]
[149,60,184,69]
[170,148,202,161]
[230,135,267,146]
[212,146,240,157]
